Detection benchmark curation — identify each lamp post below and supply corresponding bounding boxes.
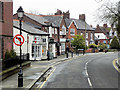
[84,21,86,54]
[66,39,69,58]
[17,6,24,87]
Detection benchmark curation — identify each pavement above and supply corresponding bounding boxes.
[0,52,115,89]
[0,53,81,89]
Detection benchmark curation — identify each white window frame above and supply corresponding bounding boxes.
[86,32,88,39]
[70,29,75,36]
[55,28,57,34]
[61,43,65,51]
[91,32,93,40]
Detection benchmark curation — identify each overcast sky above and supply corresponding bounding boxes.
[13,0,119,27]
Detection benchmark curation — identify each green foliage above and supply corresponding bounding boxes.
[5,50,11,59]
[110,36,120,49]
[98,43,107,50]
[89,44,97,48]
[5,49,17,59]
[71,35,85,50]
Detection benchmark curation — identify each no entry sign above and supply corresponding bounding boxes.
[13,34,24,46]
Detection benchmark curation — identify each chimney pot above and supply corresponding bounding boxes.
[79,14,85,21]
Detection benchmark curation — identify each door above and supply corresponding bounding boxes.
[32,45,41,60]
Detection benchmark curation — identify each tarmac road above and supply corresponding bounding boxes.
[40,52,119,89]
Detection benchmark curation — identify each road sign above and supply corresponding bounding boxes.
[13,34,24,46]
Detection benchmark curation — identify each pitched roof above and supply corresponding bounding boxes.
[40,15,63,27]
[13,20,49,35]
[24,13,49,26]
[65,18,95,30]
[100,27,110,38]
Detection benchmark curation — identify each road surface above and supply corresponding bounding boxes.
[40,52,119,89]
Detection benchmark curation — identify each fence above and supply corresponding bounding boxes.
[2,53,29,70]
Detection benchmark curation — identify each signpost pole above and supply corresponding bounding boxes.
[17,6,24,87]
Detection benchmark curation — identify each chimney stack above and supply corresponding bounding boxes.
[79,14,85,21]
[55,9,62,15]
[63,10,70,19]
[103,24,107,28]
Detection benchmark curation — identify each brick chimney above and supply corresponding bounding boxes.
[103,24,108,28]
[79,14,85,21]
[55,9,62,15]
[90,25,93,28]
[96,24,99,28]
[63,10,70,19]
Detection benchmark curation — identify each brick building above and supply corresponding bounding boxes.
[94,24,117,48]
[64,13,95,50]
[0,1,13,60]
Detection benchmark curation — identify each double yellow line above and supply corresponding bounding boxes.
[35,56,83,89]
[113,59,120,72]
[36,66,56,90]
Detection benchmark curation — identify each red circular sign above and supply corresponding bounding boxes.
[13,34,24,46]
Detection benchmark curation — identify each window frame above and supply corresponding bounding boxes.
[70,28,75,36]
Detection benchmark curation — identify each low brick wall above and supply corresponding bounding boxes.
[0,61,31,81]
[85,48,99,53]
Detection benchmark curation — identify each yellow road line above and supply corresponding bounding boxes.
[37,67,56,90]
[112,59,120,72]
[35,55,83,90]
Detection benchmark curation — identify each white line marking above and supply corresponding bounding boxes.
[85,60,93,88]
[88,77,92,87]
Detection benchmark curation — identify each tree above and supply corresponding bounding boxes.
[71,35,85,50]
[110,36,120,49]
[97,1,120,42]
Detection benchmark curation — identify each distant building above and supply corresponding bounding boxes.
[64,14,95,50]
[13,20,49,60]
[0,1,13,60]
[13,12,67,56]
[94,24,117,48]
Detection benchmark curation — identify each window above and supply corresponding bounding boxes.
[98,35,100,38]
[32,45,41,58]
[60,25,66,35]
[52,28,54,34]
[0,2,3,22]
[91,32,93,39]
[81,32,83,35]
[41,36,46,42]
[61,43,65,51]
[34,36,40,42]
[70,29,75,36]
[103,40,106,44]
[55,28,57,34]
[114,31,117,36]
[86,32,88,38]
[42,45,46,56]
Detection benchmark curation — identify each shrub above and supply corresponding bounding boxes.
[89,44,97,48]
[110,36,120,49]
[98,43,107,51]
[5,49,17,59]
[5,50,11,59]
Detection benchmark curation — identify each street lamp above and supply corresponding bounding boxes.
[17,6,24,87]
[66,38,69,58]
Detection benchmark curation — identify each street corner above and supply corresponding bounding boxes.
[112,59,120,72]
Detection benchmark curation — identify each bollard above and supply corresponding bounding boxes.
[66,52,68,58]
[71,52,73,57]
[18,67,23,87]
